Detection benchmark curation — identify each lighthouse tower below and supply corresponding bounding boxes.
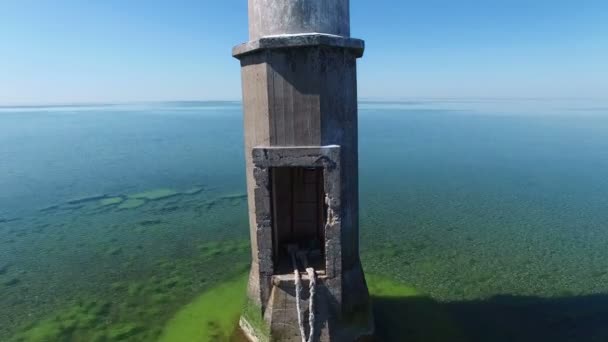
[233,1,372,340]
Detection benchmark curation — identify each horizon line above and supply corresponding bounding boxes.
[2,96,607,109]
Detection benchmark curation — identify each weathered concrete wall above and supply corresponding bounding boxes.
[237,45,371,340]
[240,52,271,309]
[248,0,350,40]
[317,47,359,271]
[265,48,322,146]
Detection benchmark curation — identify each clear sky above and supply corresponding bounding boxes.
[1,0,606,105]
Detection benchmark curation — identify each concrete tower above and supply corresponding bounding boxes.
[233,1,372,341]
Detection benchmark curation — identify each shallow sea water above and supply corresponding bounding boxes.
[1,100,608,341]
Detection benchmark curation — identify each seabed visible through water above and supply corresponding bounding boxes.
[4,101,608,341]
[1,183,442,342]
[4,183,608,341]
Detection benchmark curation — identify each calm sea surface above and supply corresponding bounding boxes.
[2,100,608,341]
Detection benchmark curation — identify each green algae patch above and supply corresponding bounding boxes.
[8,265,457,342]
[156,273,439,342]
[241,299,270,342]
[118,198,146,210]
[8,271,462,342]
[129,189,179,201]
[198,240,250,259]
[107,323,144,340]
[158,274,248,342]
[9,300,112,342]
[198,241,225,258]
[11,320,64,342]
[98,197,124,207]
[367,274,420,298]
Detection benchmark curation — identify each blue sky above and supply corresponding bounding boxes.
[1,0,606,104]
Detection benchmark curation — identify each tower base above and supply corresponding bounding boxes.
[239,266,374,342]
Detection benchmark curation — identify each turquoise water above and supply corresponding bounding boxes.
[2,100,608,341]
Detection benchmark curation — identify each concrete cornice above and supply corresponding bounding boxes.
[232,33,364,59]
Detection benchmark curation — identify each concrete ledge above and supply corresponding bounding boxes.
[233,33,364,59]
[239,317,260,342]
[252,145,340,169]
[272,272,327,285]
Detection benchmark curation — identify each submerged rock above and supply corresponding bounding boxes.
[118,199,146,210]
[218,193,247,201]
[59,204,84,211]
[105,247,123,256]
[39,205,60,213]
[138,219,162,226]
[129,189,179,201]
[3,277,20,287]
[98,197,124,207]
[0,217,19,224]
[183,186,205,195]
[0,263,9,275]
[158,206,179,213]
[67,194,109,205]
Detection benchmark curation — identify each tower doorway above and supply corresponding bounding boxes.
[270,167,326,274]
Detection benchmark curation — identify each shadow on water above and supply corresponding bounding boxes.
[373,293,608,342]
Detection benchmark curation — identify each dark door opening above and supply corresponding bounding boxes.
[270,167,326,274]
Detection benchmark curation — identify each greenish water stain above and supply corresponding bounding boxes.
[156,274,459,342]
[7,271,441,342]
[158,275,248,342]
